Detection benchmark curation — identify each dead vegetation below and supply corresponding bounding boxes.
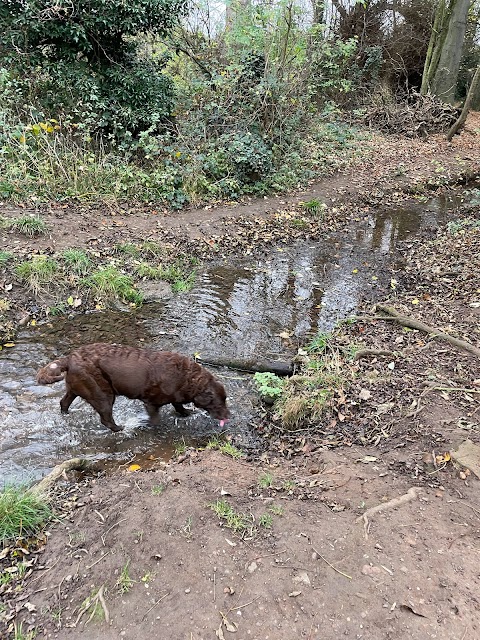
[363,91,460,137]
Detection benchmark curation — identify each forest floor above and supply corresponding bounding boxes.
[2,115,480,640]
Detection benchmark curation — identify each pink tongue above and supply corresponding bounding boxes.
[219,420,226,428]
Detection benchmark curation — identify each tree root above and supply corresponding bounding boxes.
[374,304,480,359]
[31,458,88,496]
[72,584,109,627]
[356,487,422,539]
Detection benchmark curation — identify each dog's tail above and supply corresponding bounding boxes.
[36,356,69,384]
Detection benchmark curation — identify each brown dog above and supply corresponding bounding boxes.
[37,343,230,432]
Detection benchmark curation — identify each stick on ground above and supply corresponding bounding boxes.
[357,487,422,539]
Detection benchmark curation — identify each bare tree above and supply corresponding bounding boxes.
[447,63,480,139]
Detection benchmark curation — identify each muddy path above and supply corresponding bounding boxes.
[1,115,479,255]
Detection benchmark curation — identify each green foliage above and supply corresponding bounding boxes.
[209,499,251,533]
[62,249,91,275]
[253,372,286,402]
[0,0,366,208]
[0,250,12,266]
[0,485,52,544]
[206,438,243,459]
[258,472,274,489]
[258,513,273,529]
[0,0,187,140]
[116,560,134,594]
[447,217,480,235]
[306,332,331,354]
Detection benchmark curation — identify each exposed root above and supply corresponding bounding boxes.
[72,584,109,627]
[31,458,88,496]
[356,487,422,539]
[374,304,480,359]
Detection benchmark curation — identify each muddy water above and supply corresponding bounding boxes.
[0,191,468,483]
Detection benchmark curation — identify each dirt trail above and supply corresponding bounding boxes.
[11,449,480,640]
[1,115,479,253]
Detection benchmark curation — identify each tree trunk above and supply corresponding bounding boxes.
[447,64,480,140]
[421,0,448,95]
[312,0,325,24]
[429,0,471,104]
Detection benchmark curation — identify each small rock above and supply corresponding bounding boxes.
[185,588,191,594]
[292,571,311,586]
[247,561,258,574]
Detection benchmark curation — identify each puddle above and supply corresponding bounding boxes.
[0,189,472,483]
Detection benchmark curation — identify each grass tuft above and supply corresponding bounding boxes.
[209,499,251,533]
[15,255,58,294]
[62,248,91,275]
[0,485,52,544]
[83,266,143,305]
[9,215,47,237]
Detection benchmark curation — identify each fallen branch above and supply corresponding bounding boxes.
[356,487,422,539]
[194,355,293,377]
[30,458,88,496]
[374,304,480,359]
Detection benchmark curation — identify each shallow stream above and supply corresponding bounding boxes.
[0,191,470,483]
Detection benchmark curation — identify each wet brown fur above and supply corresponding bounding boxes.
[37,343,229,432]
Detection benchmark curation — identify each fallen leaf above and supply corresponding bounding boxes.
[357,456,377,464]
[289,591,302,597]
[359,388,371,401]
[127,464,141,472]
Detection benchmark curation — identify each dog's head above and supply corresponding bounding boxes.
[193,378,230,423]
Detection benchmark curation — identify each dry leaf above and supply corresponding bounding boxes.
[127,464,141,472]
[359,388,371,401]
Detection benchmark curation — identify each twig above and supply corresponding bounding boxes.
[86,551,110,570]
[101,518,128,546]
[230,595,261,611]
[28,558,60,585]
[142,592,169,620]
[312,548,352,580]
[213,567,216,603]
[357,487,422,539]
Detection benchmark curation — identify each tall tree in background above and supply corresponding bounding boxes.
[421,0,472,103]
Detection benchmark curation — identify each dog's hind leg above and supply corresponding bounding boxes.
[144,402,161,426]
[60,389,78,414]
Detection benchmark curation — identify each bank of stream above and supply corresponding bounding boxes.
[0,189,473,483]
